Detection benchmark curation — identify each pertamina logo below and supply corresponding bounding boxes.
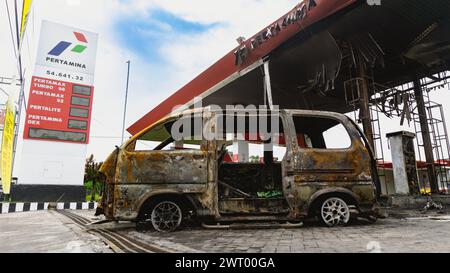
[48,31,88,56]
[46,31,88,69]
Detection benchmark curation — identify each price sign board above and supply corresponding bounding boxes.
[24,76,94,144]
[23,21,98,144]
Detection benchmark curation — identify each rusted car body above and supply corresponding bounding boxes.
[97,108,379,231]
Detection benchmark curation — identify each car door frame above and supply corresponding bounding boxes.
[112,115,210,220]
[281,110,373,218]
[211,110,295,216]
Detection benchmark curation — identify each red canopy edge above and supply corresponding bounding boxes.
[127,0,358,135]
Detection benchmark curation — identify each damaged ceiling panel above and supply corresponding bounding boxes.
[265,0,450,112]
[275,31,343,96]
[405,21,450,67]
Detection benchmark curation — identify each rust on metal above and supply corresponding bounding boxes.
[98,108,378,225]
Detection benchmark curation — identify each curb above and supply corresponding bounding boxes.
[0,202,97,214]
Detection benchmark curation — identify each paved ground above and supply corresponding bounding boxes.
[0,210,111,253]
[2,209,450,253]
[123,216,450,253]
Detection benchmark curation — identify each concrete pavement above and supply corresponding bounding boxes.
[0,210,111,253]
[123,216,450,253]
[2,209,450,253]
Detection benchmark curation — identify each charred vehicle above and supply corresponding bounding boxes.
[97,108,379,231]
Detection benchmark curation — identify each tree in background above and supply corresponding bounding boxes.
[84,155,103,202]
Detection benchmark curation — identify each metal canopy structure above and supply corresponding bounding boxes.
[128,0,358,134]
[128,0,450,135]
[128,0,450,193]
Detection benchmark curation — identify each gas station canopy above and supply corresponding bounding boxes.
[128,0,450,135]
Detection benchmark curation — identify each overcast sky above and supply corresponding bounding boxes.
[1,0,449,173]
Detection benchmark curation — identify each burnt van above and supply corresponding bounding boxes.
[96,108,379,231]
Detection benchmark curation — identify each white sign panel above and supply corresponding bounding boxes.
[34,20,98,85]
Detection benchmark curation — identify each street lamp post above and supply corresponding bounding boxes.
[121,61,131,145]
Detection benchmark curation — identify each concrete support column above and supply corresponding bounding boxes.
[233,138,249,163]
[413,77,439,194]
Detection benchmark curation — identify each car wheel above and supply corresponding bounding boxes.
[150,200,183,232]
[320,197,351,227]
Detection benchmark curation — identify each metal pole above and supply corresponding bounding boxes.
[356,55,375,150]
[11,78,25,176]
[12,0,27,196]
[263,62,274,110]
[413,76,439,194]
[438,105,450,161]
[121,61,131,145]
[13,0,23,80]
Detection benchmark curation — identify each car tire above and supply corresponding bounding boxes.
[150,200,183,232]
[319,197,351,227]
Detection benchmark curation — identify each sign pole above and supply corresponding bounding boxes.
[121,60,131,145]
[11,78,26,176]
[14,0,23,80]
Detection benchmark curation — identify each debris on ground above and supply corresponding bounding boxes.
[424,199,444,211]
